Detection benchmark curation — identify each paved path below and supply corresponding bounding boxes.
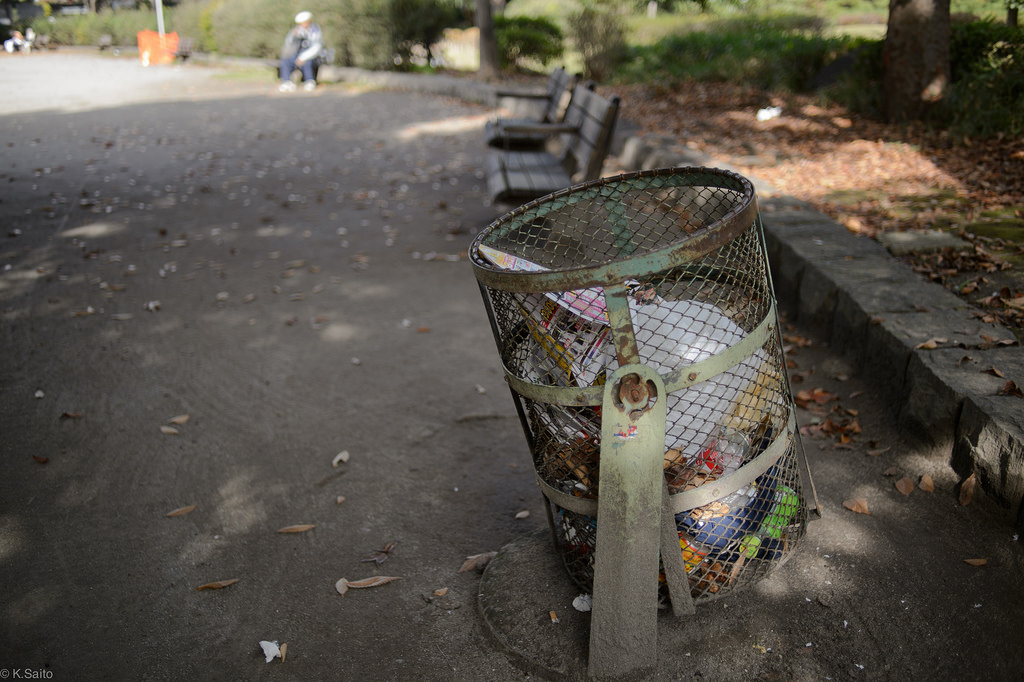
[1,52,1022,681]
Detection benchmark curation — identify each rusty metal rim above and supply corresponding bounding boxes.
[470,167,758,294]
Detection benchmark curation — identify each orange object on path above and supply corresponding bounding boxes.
[137,30,179,66]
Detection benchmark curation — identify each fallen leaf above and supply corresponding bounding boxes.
[277,524,316,534]
[279,642,288,662]
[160,425,179,435]
[515,510,530,519]
[362,542,396,565]
[914,337,947,350]
[168,414,190,425]
[458,551,498,573]
[335,575,402,597]
[416,326,431,333]
[60,412,84,419]
[919,475,935,492]
[196,579,239,590]
[166,504,197,517]
[963,558,988,567]
[332,451,350,467]
[983,367,1005,378]
[33,455,49,464]
[998,380,1023,398]
[433,587,449,597]
[842,498,871,515]
[866,446,891,457]
[882,467,900,476]
[959,473,976,506]
[336,495,346,505]
[894,477,915,496]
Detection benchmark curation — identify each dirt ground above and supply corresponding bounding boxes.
[1,52,1023,681]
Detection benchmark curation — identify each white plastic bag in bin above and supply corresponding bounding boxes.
[590,297,767,460]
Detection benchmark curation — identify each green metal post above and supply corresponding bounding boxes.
[588,364,668,678]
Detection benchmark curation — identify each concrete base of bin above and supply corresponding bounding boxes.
[478,528,591,679]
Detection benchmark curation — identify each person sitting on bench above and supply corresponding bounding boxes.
[278,11,323,92]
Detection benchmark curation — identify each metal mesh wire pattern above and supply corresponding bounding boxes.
[471,167,808,605]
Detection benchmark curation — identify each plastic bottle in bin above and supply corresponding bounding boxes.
[695,426,746,477]
[737,485,800,560]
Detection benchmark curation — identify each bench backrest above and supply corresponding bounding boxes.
[540,67,574,124]
[557,85,621,183]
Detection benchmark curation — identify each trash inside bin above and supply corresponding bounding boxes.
[471,167,810,605]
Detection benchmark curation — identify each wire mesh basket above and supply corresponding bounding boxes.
[471,167,809,607]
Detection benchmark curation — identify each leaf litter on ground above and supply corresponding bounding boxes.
[335,575,401,597]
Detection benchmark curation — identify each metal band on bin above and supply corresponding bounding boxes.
[502,302,777,407]
[535,412,795,518]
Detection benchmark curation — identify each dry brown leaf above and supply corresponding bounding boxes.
[866,446,891,457]
[882,466,900,476]
[433,587,449,597]
[842,498,871,515]
[416,326,432,333]
[60,411,84,419]
[998,380,1023,398]
[169,414,190,425]
[963,558,988,567]
[894,477,915,496]
[196,578,239,591]
[458,551,498,573]
[166,504,197,517]
[160,425,180,435]
[919,475,935,492]
[279,642,288,663]
[959,473,976,506]
[335,575,402,597]
[277,524,316,534]
[33,455,49,464]
[914,337,947,350]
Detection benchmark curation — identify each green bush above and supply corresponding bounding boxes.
[29,8,158,47]
[946,20,1024,137]
[494,15,564,70]
[570,3,627,81]
[614,16,852,90]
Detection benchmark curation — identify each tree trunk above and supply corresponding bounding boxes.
[882,0,951,122]
[476,0,500,79]
[1009,8,1019,27]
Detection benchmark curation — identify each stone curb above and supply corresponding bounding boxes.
[320,66,1023,531]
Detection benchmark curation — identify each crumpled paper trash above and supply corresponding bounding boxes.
[259,640,281,663]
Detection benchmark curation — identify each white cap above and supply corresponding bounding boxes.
[295,11,312,24]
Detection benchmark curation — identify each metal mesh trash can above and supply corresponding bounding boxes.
[471,167,811,617]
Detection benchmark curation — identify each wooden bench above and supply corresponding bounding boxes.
[175,37,195,62]
[484,66,576,149]
[486,85,621,204]
[269,47,336,81]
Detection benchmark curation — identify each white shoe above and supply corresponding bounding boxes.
[279,81,296,93]
[303,80,316,92]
